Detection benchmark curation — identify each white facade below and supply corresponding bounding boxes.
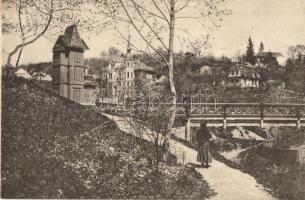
[200,65,212,75]
[102,58,155,98]
[15,68,32,79]
[227,64,261,88]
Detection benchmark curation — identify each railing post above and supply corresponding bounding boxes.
[260,103,264,128]
[186,119,191,141]
[223,105,227,133]
[297,106,301,130]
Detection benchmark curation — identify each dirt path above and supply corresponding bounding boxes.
[103,113,276,200]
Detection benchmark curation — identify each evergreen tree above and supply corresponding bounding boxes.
[245,37,255,65]
[259,42,264,53]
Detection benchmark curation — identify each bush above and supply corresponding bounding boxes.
[1,76,213,199]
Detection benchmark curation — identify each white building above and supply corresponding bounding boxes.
[15,68,32,79]
[32,72,53,82]
[227,63,261,88]
[199,65,212,75]
[101,41,156,98]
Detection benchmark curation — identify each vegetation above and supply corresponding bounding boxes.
[216,127,305,200]
[285,66,305,92]
[238,147,305,200]
[1,76,214,199]
[245,37,255,65]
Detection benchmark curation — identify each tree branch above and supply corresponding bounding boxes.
[114,26,167,67]
[132,0,169,24]
[117,0,169,67]
[152,0,169,23]
[131,0,168,51]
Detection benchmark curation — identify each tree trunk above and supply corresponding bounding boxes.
[15,44,24,68]
[165,0,177,150]
[5,14,52,68]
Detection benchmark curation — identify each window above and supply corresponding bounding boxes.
[74,69,77,81]
[74,68,82,81]
[72,89,81,102]
[74,53,81,63]
[127,72,129,78]
[131,72,133,78]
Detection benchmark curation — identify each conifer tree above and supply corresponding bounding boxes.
[245,37,255,65]
[259,42,264,53]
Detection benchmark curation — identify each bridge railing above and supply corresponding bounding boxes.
[98,101,305,118]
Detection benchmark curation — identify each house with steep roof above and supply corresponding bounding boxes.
[255,51,283,68]
[227,63,261,88]
[52,24,97,104]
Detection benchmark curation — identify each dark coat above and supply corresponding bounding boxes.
[196,127,212,145]
[196,127,212,164]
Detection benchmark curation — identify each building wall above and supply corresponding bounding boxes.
[60,84,68,98]
[69,51,84,66]
[60,66,69,83]
[53,49,86,104]
[69,85,84,103]
[69,66,84,85]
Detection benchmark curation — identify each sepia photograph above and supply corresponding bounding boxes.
[1,0,305,199]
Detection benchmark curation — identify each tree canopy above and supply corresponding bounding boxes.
[245,37,255,65]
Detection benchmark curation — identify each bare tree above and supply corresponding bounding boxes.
[2,0,107,68]
[92,0,231,155]
[287,45,305,60]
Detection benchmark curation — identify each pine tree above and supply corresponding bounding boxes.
[245,37,255,65]
[259,42,264,53]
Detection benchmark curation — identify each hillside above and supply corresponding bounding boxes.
[1,76,213,199]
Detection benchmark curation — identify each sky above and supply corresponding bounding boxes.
[2,0,305,65]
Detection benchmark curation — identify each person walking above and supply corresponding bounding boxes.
[196,121,212,168]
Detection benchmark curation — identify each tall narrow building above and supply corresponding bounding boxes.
[52,24,89,103]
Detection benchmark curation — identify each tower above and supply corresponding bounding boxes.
[52,24,89,103]
[126,35,132,57]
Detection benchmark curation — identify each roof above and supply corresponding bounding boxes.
[15,68,28,74]
[84,75,98,86]
[134,62,155,73]
[15,68,32,79]
[256,52,283,58]
[53,24,89,51]
[154,75,168,84]
[109,55,125,63]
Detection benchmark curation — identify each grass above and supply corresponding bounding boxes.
[1,76,214,199]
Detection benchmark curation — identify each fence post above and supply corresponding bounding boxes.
[297,106,301,130]
[223,105,227,133]
[186,119,191,141]
[260,103,264,128]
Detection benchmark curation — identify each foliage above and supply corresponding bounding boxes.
[287,45,305,60]
[238,147,305,200]
[285,67,305,92]
[245,37,255,65]
[269,127,305,148]
[259,42,264,53]
[1,76,213,199]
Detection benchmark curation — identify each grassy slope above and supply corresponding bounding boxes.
[1,77,214,199]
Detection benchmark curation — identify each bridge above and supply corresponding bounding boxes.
[174,103,305,138]
[98,102,305,131]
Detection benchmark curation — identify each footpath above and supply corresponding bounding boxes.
[103,113,276,200]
